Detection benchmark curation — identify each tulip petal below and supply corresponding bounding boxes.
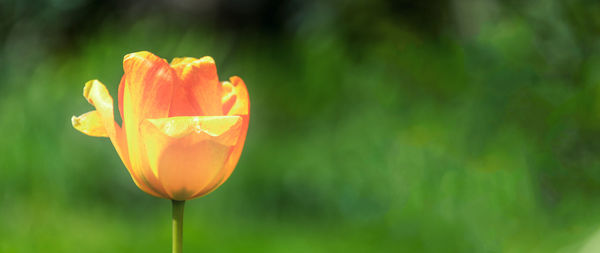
[122,51,175,121]
[223,76,250,116]
[81,80,122,145]
[140,116,243,200]
[168,82,200,117]
[169,56,223,117]
[198,76,250,195]
[171,57,198,74]
[74,80,162,198]
[122,51,176,197]
[72,110,108,137]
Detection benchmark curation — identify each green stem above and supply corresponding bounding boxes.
[172,200,185,253]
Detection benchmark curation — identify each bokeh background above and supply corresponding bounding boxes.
[3,0,600,252]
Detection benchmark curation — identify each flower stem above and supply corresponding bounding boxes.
[172,200,185,253]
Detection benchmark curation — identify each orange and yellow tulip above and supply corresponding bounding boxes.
[71,51,249,201]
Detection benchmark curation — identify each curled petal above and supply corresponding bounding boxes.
[82,80,119,138]
[141,116,243,200]
[74,80,162,197]
[224,76,249,117]
[72,110,108,137]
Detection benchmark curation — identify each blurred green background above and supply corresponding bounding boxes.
[3,0,600,252]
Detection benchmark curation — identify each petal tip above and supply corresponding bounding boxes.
[187,56,217,70]
[71,115,80,127]
[171,57,196,66]
[198,56,215,64]
[229,76,244,86]
[123,51,167,71]
[83,80,101,104]
[123,51,152,62]
[71,111,109,137]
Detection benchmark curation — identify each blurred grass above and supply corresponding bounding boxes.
[4,0,600,252]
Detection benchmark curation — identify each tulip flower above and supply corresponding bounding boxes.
[71,51,249,253]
